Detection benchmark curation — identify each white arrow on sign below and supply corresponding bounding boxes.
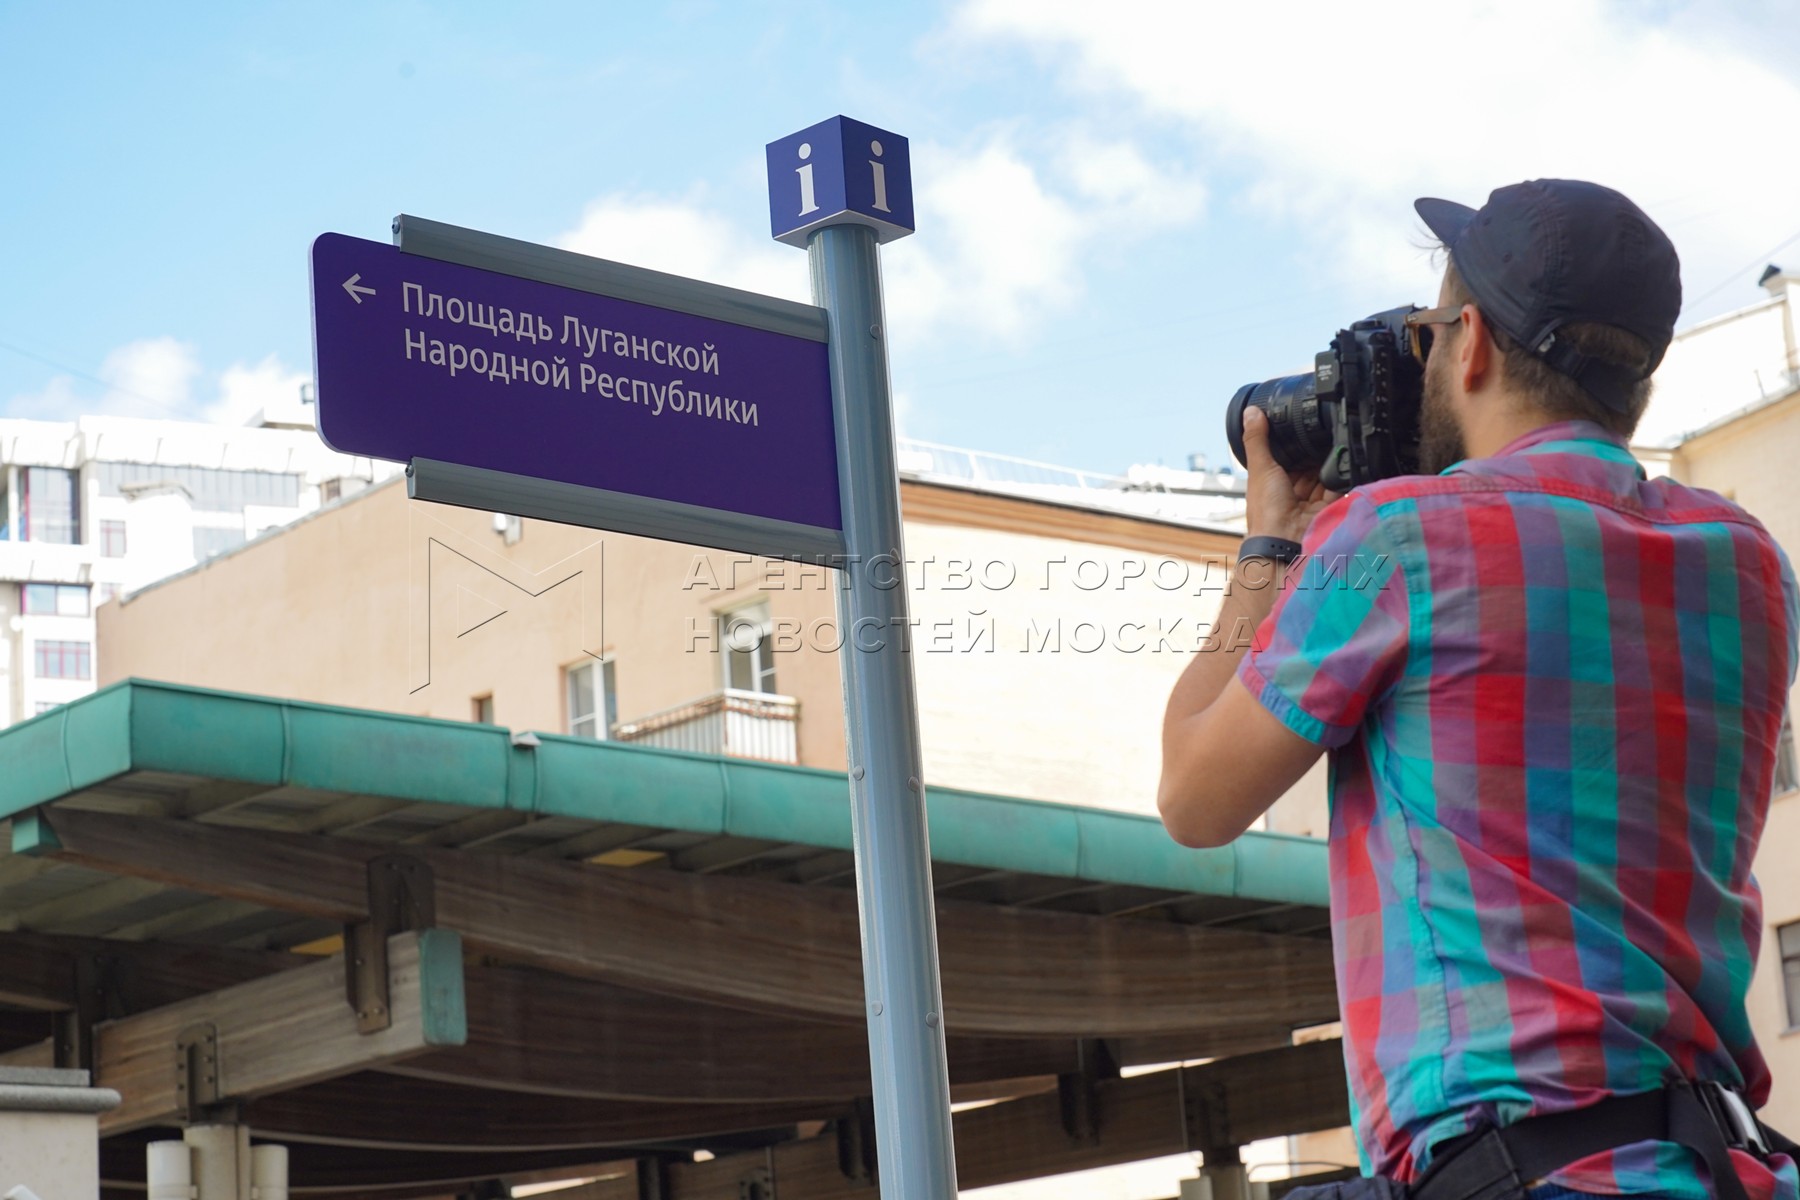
[342,274,376,304]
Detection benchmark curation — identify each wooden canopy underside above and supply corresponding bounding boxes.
[0,686,1344,1196]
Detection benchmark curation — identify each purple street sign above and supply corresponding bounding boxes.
[310,232,841,533]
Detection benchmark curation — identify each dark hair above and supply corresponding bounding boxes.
[1441,257,1656,438]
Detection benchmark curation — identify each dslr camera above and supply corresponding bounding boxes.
[1225,305,1427,492]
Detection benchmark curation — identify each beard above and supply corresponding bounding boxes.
[1416,344,1466,475]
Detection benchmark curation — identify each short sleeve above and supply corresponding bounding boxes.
[1779,545,1800,690]
[1236,493,1411,748]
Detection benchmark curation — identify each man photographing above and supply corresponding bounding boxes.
[1159,180,1800,1200]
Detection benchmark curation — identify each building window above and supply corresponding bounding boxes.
[472,694,495,724]
[1777,712,1798,797]
[1782,922,1800,1029]
[720,601,777,694]
[567,659,617,740]
[0,477,10,540]
[33,639,92,680]
[100,519,127,558]
[22,583,90,617]
[21,467,79,544]
[95,461,301,512]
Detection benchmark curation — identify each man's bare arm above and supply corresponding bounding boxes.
[1158,571,1323,846]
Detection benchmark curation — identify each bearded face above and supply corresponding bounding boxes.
[1417,328,1466,476]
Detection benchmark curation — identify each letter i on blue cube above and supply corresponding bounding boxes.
[767,116,915,248]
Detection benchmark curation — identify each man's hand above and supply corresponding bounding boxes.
[1241,406,1340,543]
[1155,406,1334,847]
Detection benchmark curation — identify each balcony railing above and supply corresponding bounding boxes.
[612,688,799,763]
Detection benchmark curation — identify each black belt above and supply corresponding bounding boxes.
[1411,1083,1798,1200]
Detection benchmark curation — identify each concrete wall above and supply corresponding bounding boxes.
[0,1069,118,1200]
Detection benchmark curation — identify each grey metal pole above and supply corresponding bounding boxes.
[808,222,959,1198]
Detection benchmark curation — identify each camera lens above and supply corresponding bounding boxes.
[1226,371,1333,475]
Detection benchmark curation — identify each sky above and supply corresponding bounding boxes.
[5,0,1800,477]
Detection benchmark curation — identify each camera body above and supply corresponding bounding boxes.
[1226,305,1425,492]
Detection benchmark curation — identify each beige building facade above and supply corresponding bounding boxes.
[96,471,1276,819]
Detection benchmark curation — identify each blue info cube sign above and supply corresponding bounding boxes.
[767,116,914,248]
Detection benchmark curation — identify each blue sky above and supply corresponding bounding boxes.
[5,0,1800,475]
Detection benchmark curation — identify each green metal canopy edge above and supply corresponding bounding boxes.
[0,679,1328,909]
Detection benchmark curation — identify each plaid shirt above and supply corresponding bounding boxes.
[1239,421,1800,1199]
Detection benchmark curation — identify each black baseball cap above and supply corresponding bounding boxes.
[1414,179,1681,412]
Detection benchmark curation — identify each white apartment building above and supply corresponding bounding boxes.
[0,394,397,726]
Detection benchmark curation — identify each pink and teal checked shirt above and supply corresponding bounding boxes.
[1239,421,1800,1200]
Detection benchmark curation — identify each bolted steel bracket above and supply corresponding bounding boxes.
[737,1166,773,1200]
[175,1022,222,1123]
[345,853,436,1034]
[1180,1066,1234,1154]
[53,951,124,1074]
[1057,1037,1117,1145]
[635,1157,671,1200]
[835,1095,878,1185]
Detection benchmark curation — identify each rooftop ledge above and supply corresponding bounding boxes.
[0,678,1327,910]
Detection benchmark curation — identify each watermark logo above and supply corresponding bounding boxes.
[408,506,605,694]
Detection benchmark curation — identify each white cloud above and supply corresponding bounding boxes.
[555,193,809,302]
[99,337,202,416]
[888,132,1203,341]
[7,336,203,421]
[951,0,1800,318]
[3,339,310,428]
[891,386,916,439]
[7,374,86,421]
[553,133,1204,348]
[1059,133,1206,228]
[207,354,309,426]
[884,139,1089,340]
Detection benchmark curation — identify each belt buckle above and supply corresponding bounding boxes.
[1698,1082,1770,1156]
